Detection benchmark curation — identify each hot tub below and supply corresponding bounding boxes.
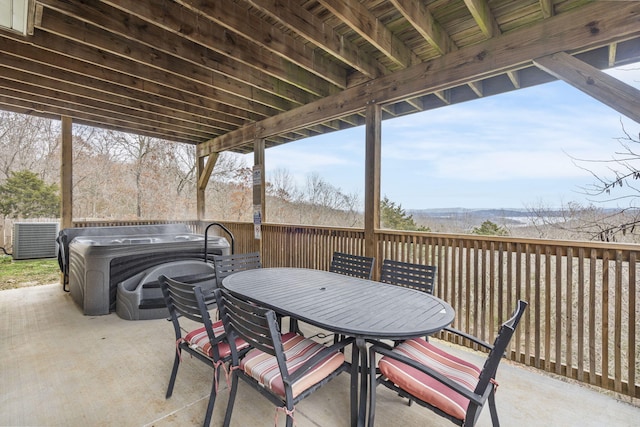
[116,259,217,320]
[68,231,230,315]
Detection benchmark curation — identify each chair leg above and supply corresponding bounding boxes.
[350,344,359,426]
[367,350,377,427]
[285,404,295,427]
[203,366,219,427]
[166,351,181,398]
[488,391,500,427]
[223,371,239,427]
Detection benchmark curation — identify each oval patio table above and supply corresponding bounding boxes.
[222,267,455,427]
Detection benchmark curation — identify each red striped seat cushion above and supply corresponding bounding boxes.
[240,332,345,399]
[378,338,482,421]
[184,320,248,359]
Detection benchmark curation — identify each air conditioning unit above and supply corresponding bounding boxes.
[12,222,59,260]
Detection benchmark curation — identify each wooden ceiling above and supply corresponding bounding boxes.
[1,1,639,155]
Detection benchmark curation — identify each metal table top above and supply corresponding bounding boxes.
[222,267,454,340]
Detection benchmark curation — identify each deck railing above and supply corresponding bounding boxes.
[376,230,638,400]
[71,219,639,399]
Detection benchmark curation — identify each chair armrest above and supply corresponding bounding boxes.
[442,326,493,352]
[370,342,485,406]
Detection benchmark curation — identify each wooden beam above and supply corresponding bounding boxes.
[390,0,457,55]
[237,0,385,80]
[507,70,521,89]
[202,1,640,154]
[609,43,618,67]
[539,0,554,19]
[468,81,484,97]
[0,33,256,128]
[533,52,640,124]
[0,89,201,144]
[0,66,225,139]
[174,0,349,88]
[198,153,219,191]
[60,116,72,229]
[317,0,418,68]
[100,0,342,95]
[12,41,273,127]
[434,90,451,105]
[26,0,37,35]
[464,0,501,38]
[36,3,303,113]
[364,103,381,270]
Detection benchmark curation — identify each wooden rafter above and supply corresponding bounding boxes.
[201,1,640,155]
[390,0,457,55]
[464,0,500,38]
[317,0,419,68]
[244,0,386,80]
[0,0,637,150]
[172,0,349,89]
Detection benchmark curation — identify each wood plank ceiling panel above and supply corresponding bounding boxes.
[0,0,637,152]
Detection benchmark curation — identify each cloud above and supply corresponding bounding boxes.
[381,78,639,184]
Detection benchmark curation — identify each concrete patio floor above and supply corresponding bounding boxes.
[2,283,639,426]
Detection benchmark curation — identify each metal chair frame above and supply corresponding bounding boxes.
[212,251,262,287]
[159,275,248,427]
[215,288,354,427]
[329,251,375,279]
[380,258,437,294]
[368,300,528,427]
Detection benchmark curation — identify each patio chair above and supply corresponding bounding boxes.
[329,251,375,279]
[212,251,296,331]
[368,300,528,427]
[380,259,437,343]
[215,288,354,427]
[212,251,262,287]
[326,251,375,343]
[158,275,250,427]
[380,259,436,294]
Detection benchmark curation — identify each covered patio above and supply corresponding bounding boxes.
[2,1,640,425]
[2,283,638,426]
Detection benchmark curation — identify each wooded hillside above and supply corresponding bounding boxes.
[2,111,639,243]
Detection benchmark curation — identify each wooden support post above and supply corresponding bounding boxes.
[60,116,72,230]
[253,139,266,255]
[196,155,205,221]
[364,104,381,277]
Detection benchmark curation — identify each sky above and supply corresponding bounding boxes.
[246,63,640,211]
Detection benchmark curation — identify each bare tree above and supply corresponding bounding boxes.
[267,168,300,202]
[166,143,196,196]
[204,153,253,221]
[0,111,366,227]
[544,121,640,242]
[297,173,361,226]
[0,112,59,182]
[507,66,640,242]
[523,201,632,242]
